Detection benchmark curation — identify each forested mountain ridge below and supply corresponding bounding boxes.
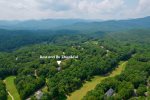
[0,19,90,30]
[0,16,150,31]
[59,16,150,31]
[0,16,150,52]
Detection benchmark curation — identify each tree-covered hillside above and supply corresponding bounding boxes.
[0,29,81,51]
[0,28,149,100]
[0,16,150,100]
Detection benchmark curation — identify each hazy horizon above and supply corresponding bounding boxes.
[0,16,150,22]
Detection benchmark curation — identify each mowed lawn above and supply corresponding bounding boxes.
[7,94,12,100]
[4,76,21,100]
[67,61,127,100]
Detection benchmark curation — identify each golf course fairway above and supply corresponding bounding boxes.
[67,61,127,100]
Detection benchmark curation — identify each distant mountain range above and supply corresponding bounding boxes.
[0,19,90,30]
[0,16,150,31]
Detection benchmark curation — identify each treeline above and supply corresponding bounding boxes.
[83,49,150,100]
[0,80,7,100]
[14,76,45,99]
[0,53,17,79]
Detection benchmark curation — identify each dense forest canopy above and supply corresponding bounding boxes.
[0,16,150,100]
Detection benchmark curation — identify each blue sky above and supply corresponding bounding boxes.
[124,0,139,6]
[0,0,149,20]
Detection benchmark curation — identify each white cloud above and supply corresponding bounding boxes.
[136,0,150,17]
[120,0,150,19]
[0,0,149,20]
[76,0,125,19]
[0,0,50,20]
[38,0,125,19]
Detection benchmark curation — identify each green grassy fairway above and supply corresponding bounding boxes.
[67,61,127,100]
[7,94,12,100]
[4,76,20,100]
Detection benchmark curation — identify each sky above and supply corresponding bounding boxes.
[0,0,149,20]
